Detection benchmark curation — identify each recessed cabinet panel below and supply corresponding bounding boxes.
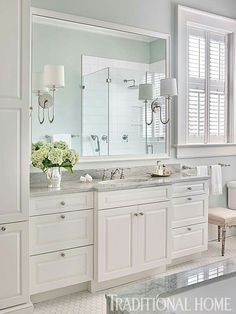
[30,246,93,294]
[30,192,94,216]
[97,206,138,282]
[172,223,208,259]
[98,186,171,210]
[0,0,21,98]
[30,209,93,255]
[173,181,208,197]
[0,109,27,223]
[138,202,171,271]
[0,222,28,310]
[172,195,208,228]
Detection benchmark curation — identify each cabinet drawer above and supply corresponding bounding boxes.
[30,192,93,216]
[97,186,171,209]
[173,181,208,197]
[172,223,208,259]
[172,195,208,228]
[30,209,93,255]
[30,246,93,294]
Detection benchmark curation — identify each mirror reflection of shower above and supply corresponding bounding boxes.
[123,79,139,90]
[91,134,100,155]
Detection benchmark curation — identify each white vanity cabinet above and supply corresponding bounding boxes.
[171,180,208,259]
[96,186,172,282]
[0,222,28,310]
[0,0,31,312]
[29,192,94,294]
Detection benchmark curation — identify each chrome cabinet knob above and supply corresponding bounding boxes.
[139,212,144,216]
[60,214,65,219]
[60,201,65,206]
[1,227,6,231]
[60,252,65,257]
[134,213,138,216]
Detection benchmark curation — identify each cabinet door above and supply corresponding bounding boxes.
[0,222,28,310]
[138,202,171,271]
[97,206,138,282]
[0,0,30,223]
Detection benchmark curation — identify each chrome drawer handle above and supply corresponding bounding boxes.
[187,227,192,231]
[139,212,144,216]
[187,197,192,201]
[1,227,6,232]
[60,252,66,257]
[60,201,66,206]
[134,213,138,216]
[60,214,65,219]
[187,187,192,190]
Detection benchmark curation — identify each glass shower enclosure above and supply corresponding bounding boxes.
[82,67,166,157]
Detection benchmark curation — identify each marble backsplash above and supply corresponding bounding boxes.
[30,163,182,186]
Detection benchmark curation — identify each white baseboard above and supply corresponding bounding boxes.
[31,282,89,304]
[89,266,166,293]
[1,303,33,314]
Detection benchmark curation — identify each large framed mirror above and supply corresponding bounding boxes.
[31,9,171,163]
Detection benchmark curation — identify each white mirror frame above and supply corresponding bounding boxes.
[31,7,171,169]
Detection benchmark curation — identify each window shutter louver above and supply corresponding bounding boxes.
[187,26,228,144]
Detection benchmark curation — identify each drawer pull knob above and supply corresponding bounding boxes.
[139,212,144,216]
[187,187,192,190]
[187,197,192,201]
[60,252,66,257]
[1,227,6,231]
[134,213,138,216]
[60,215,65,219]
[187,227,192,231]
[60,201,66,206]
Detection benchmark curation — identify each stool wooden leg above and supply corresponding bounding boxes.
[218,226,221,242]
[222,228,226,256]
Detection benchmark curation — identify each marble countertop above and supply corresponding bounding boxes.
[30,173,208,197]
[106,257,236,314]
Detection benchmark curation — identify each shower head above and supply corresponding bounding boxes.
[124,79,139,90]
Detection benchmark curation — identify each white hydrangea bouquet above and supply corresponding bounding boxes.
[32,141,79,188]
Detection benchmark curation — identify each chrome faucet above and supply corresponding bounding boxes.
[110,168,120,180]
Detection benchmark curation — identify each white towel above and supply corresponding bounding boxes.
[197,165,208,177]
[52,134,72,148]
[211,165,223,195]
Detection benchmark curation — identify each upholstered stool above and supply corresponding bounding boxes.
[208,207,236,256]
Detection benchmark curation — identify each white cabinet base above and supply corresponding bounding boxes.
[89,265,166,293]
[0,303,33,314]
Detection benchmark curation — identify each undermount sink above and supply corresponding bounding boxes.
[98,178,150,184]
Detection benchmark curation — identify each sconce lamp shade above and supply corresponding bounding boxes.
[43,65,65,89]
[32,72,48,93]
[138,84,153,100]
[160,78,177,97]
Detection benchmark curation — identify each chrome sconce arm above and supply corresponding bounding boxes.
[144,97,170,126]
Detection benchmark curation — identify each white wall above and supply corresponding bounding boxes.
[31,0,236,34]
[31,0,236,212]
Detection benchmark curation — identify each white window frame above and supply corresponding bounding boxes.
[177,6,236,158]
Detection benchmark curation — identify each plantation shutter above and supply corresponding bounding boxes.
[208,33,227,143]
[187,28,206,143]
[187,26,228,144]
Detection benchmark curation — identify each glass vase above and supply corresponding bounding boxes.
[46,167,61,188]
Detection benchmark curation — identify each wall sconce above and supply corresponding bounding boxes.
[139,78,177,126]
[32,65,65,124]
